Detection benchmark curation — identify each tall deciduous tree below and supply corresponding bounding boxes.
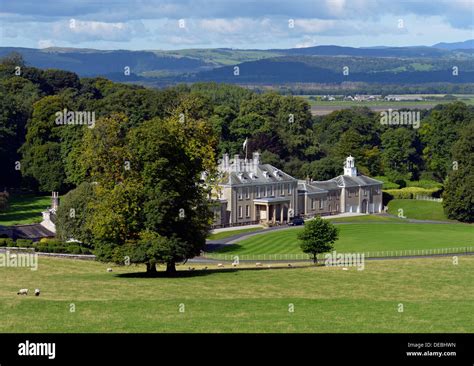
[443,123,474,223]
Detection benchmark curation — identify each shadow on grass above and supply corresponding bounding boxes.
[208,243,244,253]
[115,263,318,278]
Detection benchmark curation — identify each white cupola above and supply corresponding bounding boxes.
[343,155,357,177]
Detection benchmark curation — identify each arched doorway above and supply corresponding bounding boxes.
[361,199,368,213]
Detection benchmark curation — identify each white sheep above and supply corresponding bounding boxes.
[34,289,40,296]
[342,267,348,271]
[17,289,28,295]
[217,263,224,268]
[107,268,113,272]
[232,262,238,267]
[255,262,262,267]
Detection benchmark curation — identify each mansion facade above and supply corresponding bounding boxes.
[213,153,382,227]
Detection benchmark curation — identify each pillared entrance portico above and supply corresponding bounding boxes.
[253,197,291,224]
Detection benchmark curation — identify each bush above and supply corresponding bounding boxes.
[406,179,443,189]
[0,238,15,247]
[383,187,442,200]
[374,176,400,190]
[15,239,33,248]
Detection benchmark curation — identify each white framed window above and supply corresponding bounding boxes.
[311,198,316,210]
[319,199,323,209]
[245,187,250,199]
[238,188,242,200]
[355,189,359,197]
[238,206,243,218]
[288,184,292,195]
[256,186,261,198]
[245,205,250,218]
[364,189,368,196]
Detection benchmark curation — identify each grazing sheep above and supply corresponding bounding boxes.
[203,266,208,270]
[188,267,195,271]
[17,289,28,295]
[267,264,272,268]
[288,263,292,267]
[232,262,238,267]
[34,289,40,296]
[217,263,224,268]
[107,268,113,272]
[255,262,262,267]
[342,267,348,271]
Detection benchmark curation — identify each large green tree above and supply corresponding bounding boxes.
[81,109,217,275]
[297,217,339,264]
[443,123,474,223]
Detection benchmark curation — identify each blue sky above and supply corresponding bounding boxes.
[0,0,472,50]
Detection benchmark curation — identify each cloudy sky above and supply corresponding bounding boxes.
[0,0,472,50]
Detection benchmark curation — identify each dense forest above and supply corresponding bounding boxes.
[0,53,473,223]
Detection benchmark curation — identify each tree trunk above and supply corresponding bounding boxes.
[146,262,157,275]
[166,261,176,276]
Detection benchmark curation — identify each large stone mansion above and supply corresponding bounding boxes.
[213,153,383,227]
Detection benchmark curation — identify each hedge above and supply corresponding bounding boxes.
[383,187,442,200]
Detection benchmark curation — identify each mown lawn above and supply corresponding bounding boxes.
[387,199,448,221]
[1,256,473,332]
[215,223,474,255]
[0,195,51,226]
[208,227,263,240]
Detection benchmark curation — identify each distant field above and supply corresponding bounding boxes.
[0,195,50,226]
[1,256,474,332]
[301,94,474,115]
[387,199,448,221]
[214,223,473,255]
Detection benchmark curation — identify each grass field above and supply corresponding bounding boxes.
[0,195,50,226]
[387,199,448,221]
[214,223,473,255]
[1,256,473,332]
[208,227,263,240]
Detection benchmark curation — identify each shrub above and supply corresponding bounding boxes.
[15,239,33,248]
[406,179,443,189]
[383,187,442,200]
[374,176,400,190]
[0,238,14,247]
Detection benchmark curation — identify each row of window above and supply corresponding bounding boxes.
[347,187,381,198]
[238,205,251,218]
[237,184,293,200]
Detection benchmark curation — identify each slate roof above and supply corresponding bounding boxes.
[297,180,329,195]
[222,164,297,186]
[301,174,382,192]
[0,224,55,241]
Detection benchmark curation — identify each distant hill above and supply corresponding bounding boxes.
[0,47,214,78]
[1,41,473,85]
[432,40,474,50]
[275,45,450,58]
[184,56,474,84]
